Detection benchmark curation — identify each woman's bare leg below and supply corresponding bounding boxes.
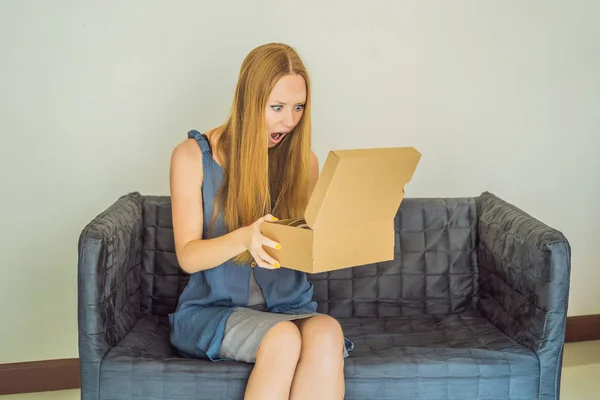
[244,321,302,400]
[289,315,345,400]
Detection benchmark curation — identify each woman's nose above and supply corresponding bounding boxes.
[282,111,294,128]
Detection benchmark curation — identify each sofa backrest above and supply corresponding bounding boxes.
[141,196,480,318]
[140,195,188,316]
[309,197,480,317]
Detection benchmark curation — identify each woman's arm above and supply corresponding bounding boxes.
[169,139,279,273]
[169,139,245,273]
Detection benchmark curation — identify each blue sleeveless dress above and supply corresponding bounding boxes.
[169,130,354,363]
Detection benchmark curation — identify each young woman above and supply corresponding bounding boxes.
[168,43,353,399]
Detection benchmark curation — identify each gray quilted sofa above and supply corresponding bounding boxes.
[77,191,571,400]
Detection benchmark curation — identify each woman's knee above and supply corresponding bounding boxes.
[256,321,302,363]
[298,315,345,355]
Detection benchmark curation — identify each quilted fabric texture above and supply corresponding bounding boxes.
[340,311,538,399]
[140,195,188,317]
[78,192,144,400]
[309,197,480,318]
[100,316,253,400]
[98,312,538,400]
[476,192,571,400]
[77,191,571,400]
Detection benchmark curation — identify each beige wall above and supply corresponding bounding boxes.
[1,1,598,363]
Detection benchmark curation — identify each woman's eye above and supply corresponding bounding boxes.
[271,104,304,112]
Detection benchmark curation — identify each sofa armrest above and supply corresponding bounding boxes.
[476,192,571,400]
[77,192,144,399]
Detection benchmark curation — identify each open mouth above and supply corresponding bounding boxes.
[270,131,289,144]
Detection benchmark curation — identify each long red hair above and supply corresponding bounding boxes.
[211,43,312,265]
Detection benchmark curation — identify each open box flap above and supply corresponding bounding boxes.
[304,147,421,229]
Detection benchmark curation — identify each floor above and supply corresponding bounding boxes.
[2,341,599,399]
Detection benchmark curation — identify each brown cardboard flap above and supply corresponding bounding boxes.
[305,147,421,229]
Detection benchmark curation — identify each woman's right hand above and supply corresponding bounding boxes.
[241,214,282,269]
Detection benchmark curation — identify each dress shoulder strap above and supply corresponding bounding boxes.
[187,130,212,155]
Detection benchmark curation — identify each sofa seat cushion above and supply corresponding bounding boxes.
[99,311,539,400]
[340,310,540,399]
[100,316,252,399]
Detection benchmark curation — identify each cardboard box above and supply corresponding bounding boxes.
[261,146,421,274]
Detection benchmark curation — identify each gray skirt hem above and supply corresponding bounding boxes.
[219,306,317,364]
